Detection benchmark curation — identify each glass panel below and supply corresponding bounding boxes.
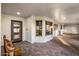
[13,35,20,39]
[60,25,62,29]
[45,21,52,35]
[54,24,58,30]
[36,20,42,36]
[13,28,20,32]
[13,22,20,27]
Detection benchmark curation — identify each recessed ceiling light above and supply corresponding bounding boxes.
[17,12,21,15]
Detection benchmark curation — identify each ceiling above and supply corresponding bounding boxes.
[1,3,79,24]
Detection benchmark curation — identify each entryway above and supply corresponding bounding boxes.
[11,20,22,43]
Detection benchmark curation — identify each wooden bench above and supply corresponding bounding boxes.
[3,35,22,56]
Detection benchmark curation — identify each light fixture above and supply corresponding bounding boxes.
[17,12,21,15]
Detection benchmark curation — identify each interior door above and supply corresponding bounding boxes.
[11,20,22,43]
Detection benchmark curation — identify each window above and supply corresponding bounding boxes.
[60,25,63,30]
[36,20,42,36]
[45,21,52,35]
[54,24,58,30]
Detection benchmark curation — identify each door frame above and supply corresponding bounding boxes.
[11,20,22,42]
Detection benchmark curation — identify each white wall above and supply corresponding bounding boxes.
[24,16,34,43]
[31,16,54,43]
[1,14,61,45]
[63,24,79,34]
[25,16,54,43]
[25,16,62,43]
[0,3,1,56]
[1,14,26,46]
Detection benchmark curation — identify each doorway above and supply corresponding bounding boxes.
[11,20,22,43]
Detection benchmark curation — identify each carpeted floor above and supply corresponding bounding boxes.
[1,38,78,56]
[13,38,78,56]
[58,34,79,54]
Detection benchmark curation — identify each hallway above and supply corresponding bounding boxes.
[1,3,79,56]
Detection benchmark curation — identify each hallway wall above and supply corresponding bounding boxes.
[0,3,1,55]
[1,14,26,46]
[1,14,61,45]
[33,16,54,43]
[24,16,58,43]
[24,16,33,43]
[25,16,54,43]
[63,24,79,34]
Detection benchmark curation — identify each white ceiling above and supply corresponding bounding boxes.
[1,3,79,23]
